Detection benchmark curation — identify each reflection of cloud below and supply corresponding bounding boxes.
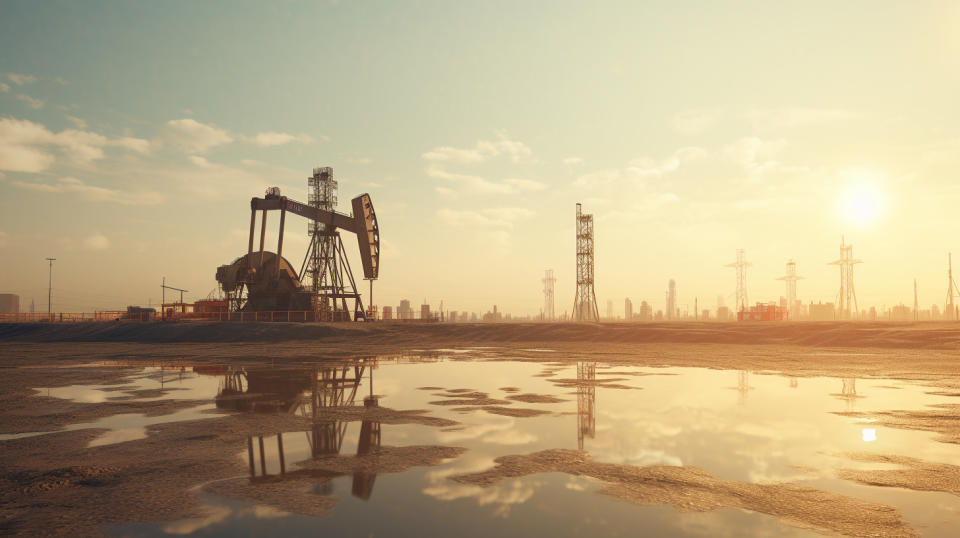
[162,505,232,535]
[423,458,537,517]
[436,418,531,445]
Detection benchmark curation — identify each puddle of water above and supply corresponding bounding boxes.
[17,357,960,537]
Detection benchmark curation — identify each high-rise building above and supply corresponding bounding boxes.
[606,299,613,319]
[0,294,19,314]
[381,305,393,320]
[666,280,677,320]
[398,299,413,320]
[638,300,652,321]
[420,301,431,320]
[624,298,633,321]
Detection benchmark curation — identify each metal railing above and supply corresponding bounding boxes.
[0,310,352,323]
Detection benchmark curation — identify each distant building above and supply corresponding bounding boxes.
[381,306,393,320]
[624,298,633,321]
[637,300,652,321]
[701,309,710,320]
[717,306,731,321]
[890,304,911,321]
[666,280,677,320]
[606,300,613,319]
[808,301,836,321]
[398,299,413,320]
[482,305,503,322]
[932,304,941,320]
[420,302,431,321]
[449,311,458,323]
[0,294,20,314]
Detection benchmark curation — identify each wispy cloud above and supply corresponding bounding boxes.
[0,117,151,172]
[249,131,314,147]
[427,165,544,195]
[422,131,532,164]
[84,233,110,250]
[562,157,584,166]
[0,82,9,93]
[159,118,233,153]
[16,94,44,109]
[10,176,164,205]
[6,73,37,86]
[673,106,855,135]
[65,115,87,129]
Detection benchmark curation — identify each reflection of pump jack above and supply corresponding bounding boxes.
[577,362,596,450]
[243,362,383,500]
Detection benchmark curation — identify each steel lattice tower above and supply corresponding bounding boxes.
[542,269,556,321]
[302,167,365,321]
[776,259,804,320]
[829,236,861,320]
[726,249,751,314]
[572,203,599,322]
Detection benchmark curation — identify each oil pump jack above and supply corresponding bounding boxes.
[216,168,379,321]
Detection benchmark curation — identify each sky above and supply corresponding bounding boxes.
[1,1,959,316]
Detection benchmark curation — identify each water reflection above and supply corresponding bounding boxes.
[576,362,595,450]
[223,362,385,501]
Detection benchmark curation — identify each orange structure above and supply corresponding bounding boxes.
[738,302,789,321]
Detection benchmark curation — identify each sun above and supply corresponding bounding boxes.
[837,172,885,226]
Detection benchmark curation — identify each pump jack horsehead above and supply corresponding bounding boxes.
[216,185,379,321]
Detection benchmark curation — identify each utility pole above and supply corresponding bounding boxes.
[46,257,56,316]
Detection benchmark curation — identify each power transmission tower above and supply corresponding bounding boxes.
[726,249,751,314]
[542,269,556,321]
[829,236,861,320]
[572,203,599,322]
[776,259,805,321]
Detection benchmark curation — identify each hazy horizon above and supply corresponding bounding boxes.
[2,1,959,315]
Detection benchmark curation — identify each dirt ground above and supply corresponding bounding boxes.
[2,321,960,536]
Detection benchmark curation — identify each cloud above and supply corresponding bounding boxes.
[0,82,9,93]
[84,233,110,250]
[6,73,37,85]
[240,159,264,167]
[16,94,44,109]
[437,207,535,230]
[422,131,532,164]
[722,137,787,174]
[427,165,545,195]
[249,131,314,147]
[346,156,372,165]
[65,115,87,129]
[10,176,164,205]
[0,117,150,172]
[562,157,584,166]
[575,147,706,189]
[160,118,233,153]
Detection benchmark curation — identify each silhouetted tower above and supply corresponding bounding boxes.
[914,278,919,321]
[542,269,556,321]
[665,279,677,320]
[726,249,751,314]
[946,253,960,321]
[304,167,365,321]
[776,259,805,320]
[572,203,599,322]
[829,236,861,320]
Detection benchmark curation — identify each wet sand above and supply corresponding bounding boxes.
[4,321,960,536]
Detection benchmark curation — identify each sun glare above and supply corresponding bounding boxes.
[837,173,885,226]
